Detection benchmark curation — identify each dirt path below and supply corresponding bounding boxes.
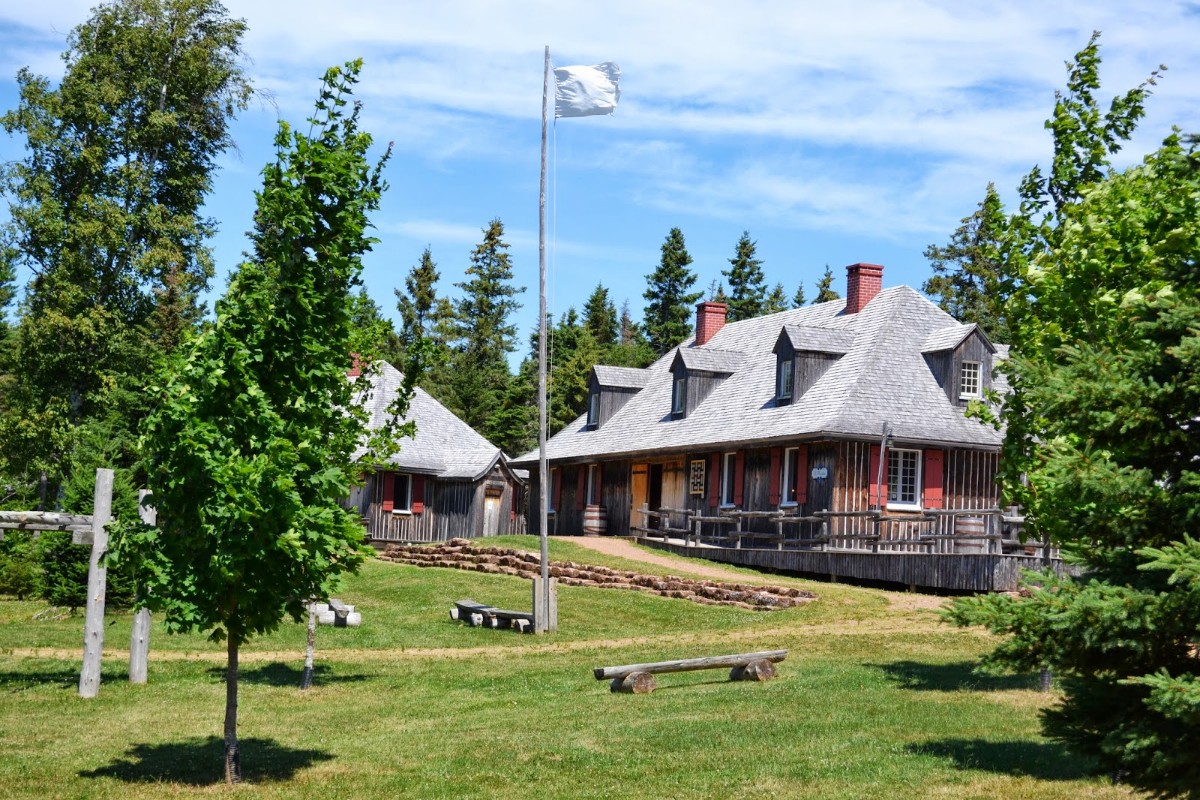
[559,536,948,611]
[555,536,753,581]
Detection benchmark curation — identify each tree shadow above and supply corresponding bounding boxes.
[870,660,1040,692]
[908,738,1095,781]
[0,666,126,692]
[204,661,371,687]
[80,736,334,785]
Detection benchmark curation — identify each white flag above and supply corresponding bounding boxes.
[554,62,620,118]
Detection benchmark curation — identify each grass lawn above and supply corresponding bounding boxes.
[0,536,1134,799]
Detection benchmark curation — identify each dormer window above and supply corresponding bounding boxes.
[776,357,794,405]
[672,376,686,417]
[959,361,981,399]
[587,391,600,427]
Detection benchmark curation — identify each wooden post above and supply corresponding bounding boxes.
[79,468,113,698]
[129,489,154,684]
[532,576,558,634]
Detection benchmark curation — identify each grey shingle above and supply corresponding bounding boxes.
[780,325,855,353]
[675,347,744,374]
[354,361,505,480]
[511,288,1005,467]
[593,365,651,388]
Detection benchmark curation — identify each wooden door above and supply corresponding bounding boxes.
[631,464,648,529]
[662,459,686,510]
[806,447,837,513]
[483,496,500,536]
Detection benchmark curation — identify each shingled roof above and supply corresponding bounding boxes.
[355,361,508,481]
[512,286,1004,467]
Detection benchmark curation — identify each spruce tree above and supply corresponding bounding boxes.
[922,183,1013,341]
[723,231,767,321]
[582,283,618,348]
[763,282,788,314]
[642,227,701,354]
[446,219,524,438]
[946,37,1195,796]
[814,266,840,302]
[791,283,807,308]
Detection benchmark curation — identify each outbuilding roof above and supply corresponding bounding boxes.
[355,361,510,481]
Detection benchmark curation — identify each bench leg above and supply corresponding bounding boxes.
[730,659,777,682]
[610,671,657,694]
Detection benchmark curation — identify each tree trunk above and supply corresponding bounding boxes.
[224,638,241,784]
[300,603,316,690]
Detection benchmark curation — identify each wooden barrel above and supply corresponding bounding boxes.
[954,516,986,553]
[582,504,608,536]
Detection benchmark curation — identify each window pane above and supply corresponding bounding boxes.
[778,359,793,399]
[722,453,736,505]
[960,362,981,398]
[673,377,686,414]
[887,450,919,505]
[783,447,799,503]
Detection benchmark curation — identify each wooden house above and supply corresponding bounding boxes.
[349,361,526,543]
[511,263,1007,550]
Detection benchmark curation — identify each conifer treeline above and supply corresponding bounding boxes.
[377,224,843,457]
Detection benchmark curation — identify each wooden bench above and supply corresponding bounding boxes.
[593,649,788,693]
[450,599,534,633]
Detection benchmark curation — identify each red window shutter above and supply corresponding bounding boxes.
[412,475,426,514]
[796,445,809,505]
[923,449,944,509]
[708,452,721,508]
[553,469,562,511]
[576,467,586,510]
[768,448,781,506]
[733,451,745,506]
[381,471,394,512]
[869,445,887,509]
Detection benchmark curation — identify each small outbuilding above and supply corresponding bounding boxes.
[349,361,526,543]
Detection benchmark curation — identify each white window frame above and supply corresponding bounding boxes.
[587,391,600,427]
[391,472,413,514]
[777,357,794,403]
[781,447,800,505]
[720,452,738,507]
[887,448,921,509]
[672,376,686,416]
[959,361,981,399]
[586,464,600,506]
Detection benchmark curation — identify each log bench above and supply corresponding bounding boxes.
[450,599,534,633]
[593,649,788,693]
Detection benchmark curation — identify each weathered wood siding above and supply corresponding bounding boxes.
[363,465,525,543]
[925,332,994,407]
[589,374,642,428]
[793,353,842,400]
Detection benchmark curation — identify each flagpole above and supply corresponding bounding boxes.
[537,45,552,632]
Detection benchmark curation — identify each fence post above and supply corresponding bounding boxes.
[129,489,154,684]
[79,468,113,698]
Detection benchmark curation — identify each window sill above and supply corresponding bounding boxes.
[390,509,412,516]
[779,501,798,508]
[886,503,921,512]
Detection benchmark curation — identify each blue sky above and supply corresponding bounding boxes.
[2,1,1199,365]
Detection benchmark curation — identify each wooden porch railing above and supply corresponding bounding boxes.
[632,504,1056,561]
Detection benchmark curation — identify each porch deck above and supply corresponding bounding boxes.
[631,506,1067,592]
[640,537,1066,592]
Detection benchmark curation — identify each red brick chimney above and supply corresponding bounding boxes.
[694,301,728,346]
[845,263,884,314]
[347,352,363,378]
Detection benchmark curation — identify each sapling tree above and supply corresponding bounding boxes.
[112,61,399,784]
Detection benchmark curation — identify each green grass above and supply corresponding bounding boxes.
[0,537,1131,799]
